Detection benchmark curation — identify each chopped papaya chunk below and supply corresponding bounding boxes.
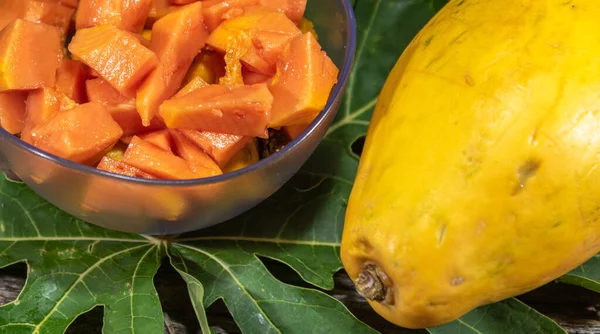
[183,51,226,86]
[0,91,27,135]
[282,123,309,140]
[146,0,181,28]
[0,0,76,38]
[69,25,159,98]
[24,0,76,38]
[97,156,157,179]
[75,0,152,33]
[268,32,339,128]
[174,76,210,98]
[139,129,173,152]
[170,129,223,176]
[137,1,208,126]
[159,83,273,138]
[223,139,259,173]
[206,6,301,75]
[202,0,258,32]
[29,102,124,165]
[169,0,196,4]
[122,136,212,179]
[21,86,78,143]
[0,19,62,91]
[243,68,272,85]
[56,59,87,103]
[179,129,252,168]
[45,0,79,8]
[259,0,307,23]
[86,78,163,136]
[298,17,318,39]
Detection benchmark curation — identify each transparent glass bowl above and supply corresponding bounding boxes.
[0,1,357,235]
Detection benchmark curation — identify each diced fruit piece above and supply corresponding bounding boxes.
[0,19,62,91]
[179,129,252,168]
[175,77,210,98]
[223,139,259,173]
[159,83,273,138]
[206,6,301,75]
[183,51,226,86]
[75,0,152,33]
[259,0,307,23]
[139,129,173,152]
[56,59,87,103]
[22,86,61,142]
[202,0,258,32]
[137,1,209,126]
[122,136,211,179]
[147,0,181,28]
[0,0,76,37]
[282,123,309,140]
[86,78,163,136]
[298,17,318,39]
[97,156,156,179]
[29,102,123,165]
[170,129,223,176]
[219,30,247,86]
[268,32,338,128]
[243,68,272,85]
[69,25,159,97]
[45,0,79,8]
[0,91,27,134]
[169,0,196,4]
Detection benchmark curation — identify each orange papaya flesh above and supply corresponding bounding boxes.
[169,129,223,176]
[0,19,62,91]
[69,25,159,98]
[136,1,208,126]
[243,68,272,85]
[86,77,163,136]
[282,123,309,140]
[159,83,273,138]
[75,0,152,33]
[29,101,124,165]
[43,0,79,9]
[23,0,76,39]
[206,6,301,75]
[122,135,213,179]
[56,59,87,103]
[0,91,27,135]
[259,0,306,23]
[268,32,339,128]
[183,51,226,86]
[169,0,196,4]
[202,0,258,32]
[174,76,210,98]
[138,129,173,153]
[97,155,157,179]
[179,129,252,168]
[146,0,181,29]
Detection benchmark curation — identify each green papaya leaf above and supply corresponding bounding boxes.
[0,176,164,334]
[427,299,566,334]
[558,255,600,293]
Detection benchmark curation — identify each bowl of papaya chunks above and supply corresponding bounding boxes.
[0,0,356,234]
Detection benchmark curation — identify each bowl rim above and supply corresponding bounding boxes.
[0,1,357,187]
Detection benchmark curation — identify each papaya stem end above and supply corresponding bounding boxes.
[354,263,389,303]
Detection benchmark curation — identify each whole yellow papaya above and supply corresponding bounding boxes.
[340,0,600,329]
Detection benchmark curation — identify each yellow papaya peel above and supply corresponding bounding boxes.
[341,0,600,329]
